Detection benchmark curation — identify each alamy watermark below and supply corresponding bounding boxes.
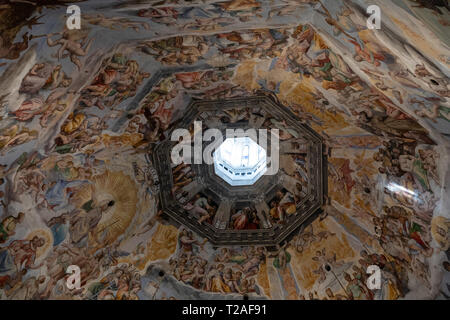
[170,121,280,176]
[367,5,381,30]
[66,5,81,30]
[366,265,381,290]
[66,265,81,290]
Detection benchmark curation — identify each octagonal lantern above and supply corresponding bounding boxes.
[213,137,267,186]
[152,95,327,246]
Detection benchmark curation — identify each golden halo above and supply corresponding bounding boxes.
[431,216,449,250]
[70,171,138,245]
[26,229,53,258]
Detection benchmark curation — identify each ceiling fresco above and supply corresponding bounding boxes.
[0,0,449,300]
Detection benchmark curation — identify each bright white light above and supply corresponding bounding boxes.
[386,182,417,197]
[213,137,267,186]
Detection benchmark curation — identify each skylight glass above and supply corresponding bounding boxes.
[213,137,267,186]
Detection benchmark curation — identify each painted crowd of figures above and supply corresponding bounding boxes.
[0,0,448,300]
